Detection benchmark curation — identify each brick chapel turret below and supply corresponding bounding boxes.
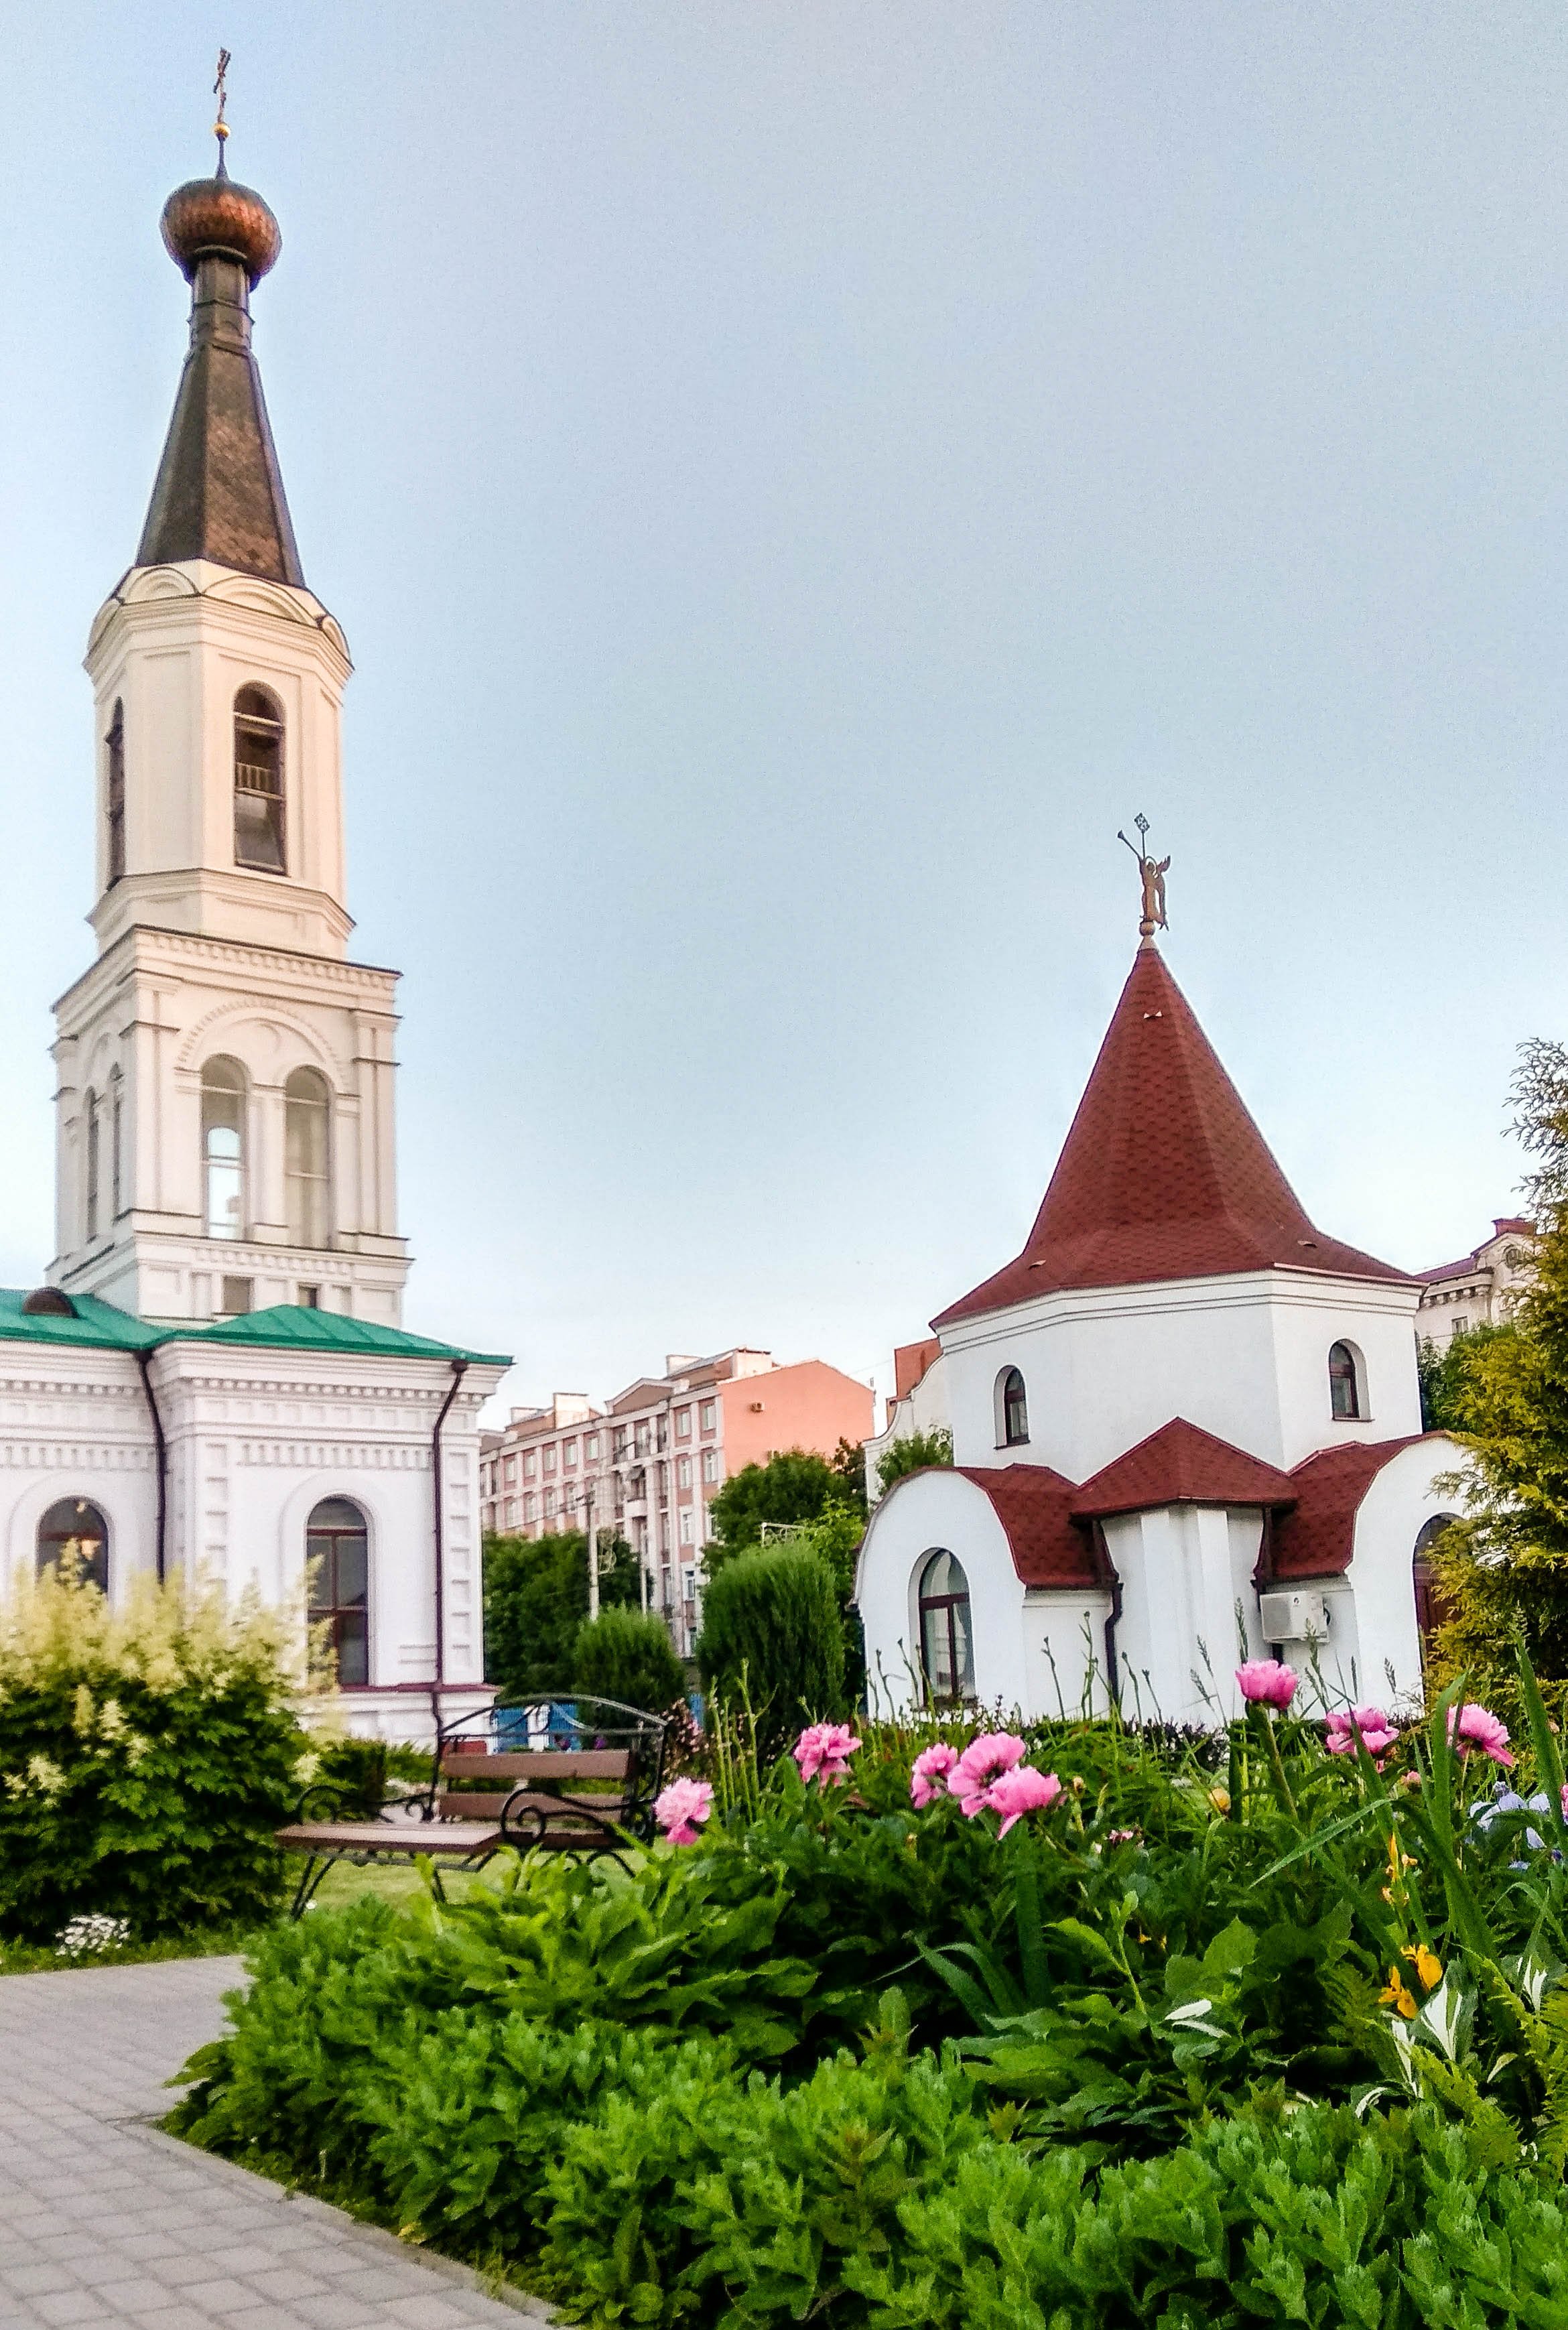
[50,137,410,1325]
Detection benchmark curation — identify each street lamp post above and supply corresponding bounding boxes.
[583,1478,599,1623]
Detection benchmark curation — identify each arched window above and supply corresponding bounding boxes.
[307,1497,369,1685]
[84,1089,100,1242]
[918,1548,975,1704]
[998,1366,1029,1447]
[1328,1342,1362,1421]
[233,685,285,873]
[37,1498,109,1594]
[109,1068,124,1218]
[105,699,125,886]
[284,1067,332,1248]
[201,1057,246,1240]
[1413,1514,1458,1670]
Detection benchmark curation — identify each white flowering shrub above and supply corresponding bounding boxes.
[54,1913,132,1959]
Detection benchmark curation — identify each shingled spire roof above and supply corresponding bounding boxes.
[935,940,1412,1327]
[135,152,304,586]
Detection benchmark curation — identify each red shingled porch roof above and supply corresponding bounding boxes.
[1071,1417,1297,1520]
[934,943,1414,1328]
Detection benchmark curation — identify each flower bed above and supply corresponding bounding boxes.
[172,1660,1568,2324]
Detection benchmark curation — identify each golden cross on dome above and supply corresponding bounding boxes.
[213,48,232,149]
[1117,814,1169,943]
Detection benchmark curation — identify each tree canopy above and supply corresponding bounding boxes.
[875,1425,954,1496]
[705,1448,846,1563]
[482,1527,641,1701]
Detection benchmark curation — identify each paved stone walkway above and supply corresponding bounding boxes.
[0,1957,549,2328]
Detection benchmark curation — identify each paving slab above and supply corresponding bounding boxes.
[0,1961,549,2327]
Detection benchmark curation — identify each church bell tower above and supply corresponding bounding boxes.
[50,131,411,1325]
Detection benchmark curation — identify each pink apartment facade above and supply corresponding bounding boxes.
[480,1349,874,1655]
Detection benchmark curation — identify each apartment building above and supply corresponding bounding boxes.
[481,1349,874,1656]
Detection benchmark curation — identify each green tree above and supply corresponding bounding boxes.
[482,1528,639,1700]
[875,1425,954,1496]
[830,1436,868,1515]
[572,1607,686,1716]
[696,1544,846,1754]
[705,1449,841,1567]
[1433,1040,1565,1711]
[1418,1326,1504,1432]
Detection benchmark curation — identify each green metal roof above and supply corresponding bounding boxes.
[0,1291,508,1368]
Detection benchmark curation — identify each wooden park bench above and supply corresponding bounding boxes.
[275,1693,669,1917]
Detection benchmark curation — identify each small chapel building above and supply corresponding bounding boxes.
[0,139,509,1736]
[856,899,1463,1726]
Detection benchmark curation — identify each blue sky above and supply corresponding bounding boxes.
[2,5,1565,1414]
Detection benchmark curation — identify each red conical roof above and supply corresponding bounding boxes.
[935,942,1411,1326]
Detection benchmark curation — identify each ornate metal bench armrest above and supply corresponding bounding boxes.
[291,1781,350,1826]
[498,1785,625,1854]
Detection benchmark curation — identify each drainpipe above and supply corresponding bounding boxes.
[431,1358,468,1705]
[1094,1521,1123,1712]
[135,1350,168,1585]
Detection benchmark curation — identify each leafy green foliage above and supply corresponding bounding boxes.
[482,1527,640,1699]
[573,1606,686,1715]
[696,1546,845,1752]
[875,1425,954,1495]
[0,1565,304,1942]
[704,1449,844,1566]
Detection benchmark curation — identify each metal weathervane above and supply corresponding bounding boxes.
[213,48,232,155]
[1118,814,1170,942]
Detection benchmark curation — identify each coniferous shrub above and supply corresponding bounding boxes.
[572,1606,685,1716]
[696,1545,845,1753]
[0,1564,306,1941]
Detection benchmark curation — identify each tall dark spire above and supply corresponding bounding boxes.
[136,136,304,587]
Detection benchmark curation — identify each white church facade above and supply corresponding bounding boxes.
[1,143,507,1738]
[857,908,1463,1726]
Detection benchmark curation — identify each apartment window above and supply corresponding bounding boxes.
[221,1275,253,1315]
[284,1067,332,1248]
[306,1498,369,1687]
[702,1449,718,1485]
[679,1506,694,1547]
[523,1451,535,1480]
[544,1488,557,1518]
[233,684,286,872]
[544,1445,557,1474]
[613,1428,629,1460]
[504,1455,518,1486]
[109,1069,123,1218]
[564,1439,578,1467]
[297,1283,321,1309]
[525,1493,538,1523]
[105,700,126,886]
[586,1433,600,1458]
[1452,1315,1469,1336]
[635,1423,651,1457]
[700,1401,716,1433]
[84,1089,101,1242]
[201,1057,246,1239]
[504,1498,519,1527]
[675,1406,691,1439]
[677,1455,692,1489]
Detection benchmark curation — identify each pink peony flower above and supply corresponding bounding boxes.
[1447,1702,1515,1768]
[1236,1659,1299,1711]
[984,1765,1063,1838]
[793,1722,860,1785]
[910,1743,959,1809]
[653,1776,714,1846]
[1325,1705,1400,1758]
[950,1732,1027,1817]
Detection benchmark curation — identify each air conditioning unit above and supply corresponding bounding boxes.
[1259,1589,1329,1644]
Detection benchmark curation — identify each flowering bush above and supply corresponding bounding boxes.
[0,1564,306,1941]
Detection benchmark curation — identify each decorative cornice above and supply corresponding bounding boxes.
[55,921,400,1019]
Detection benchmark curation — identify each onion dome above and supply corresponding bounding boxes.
[159,154,281,287]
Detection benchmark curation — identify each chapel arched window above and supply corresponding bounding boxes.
[1001,1366,1029,1447]
[1328,1341,1362,1421]
[37,1498,110,1595]
[307,1497,369,1685]
[284,1067,332,1248]
[918,1548,975,1705]
[201,1057,246,1241]
[84,1089,100,1242]
[1413,1514,1459,1673]
[233,685,285,873]
[105,700,125,887]
[109,1068,124,1219]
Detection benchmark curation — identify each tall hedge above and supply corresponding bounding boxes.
[0,1565,306,1942]
[696,1545,844,1753]
[573,1606,685,1716]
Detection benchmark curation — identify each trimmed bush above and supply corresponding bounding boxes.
[0,1565,306,1941]
[696,1545,844,1752]
[572,1606,685,1716]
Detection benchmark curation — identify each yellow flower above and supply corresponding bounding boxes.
[1379,1966,1419,2020]
[1402,1943,1443,1992]
[1209,1787,1231,1815]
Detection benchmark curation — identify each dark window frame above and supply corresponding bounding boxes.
[233,685,287,875]
[1328,1341,1361,1421]
[307,1497,370,1687]
[37,1497,110,1594]
[105,700,126,887]
[917,1548,976,1705]
[1001,1366,1029,1446]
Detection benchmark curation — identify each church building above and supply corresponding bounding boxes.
[856,866,1462,1726]
[1,137,508,1737]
